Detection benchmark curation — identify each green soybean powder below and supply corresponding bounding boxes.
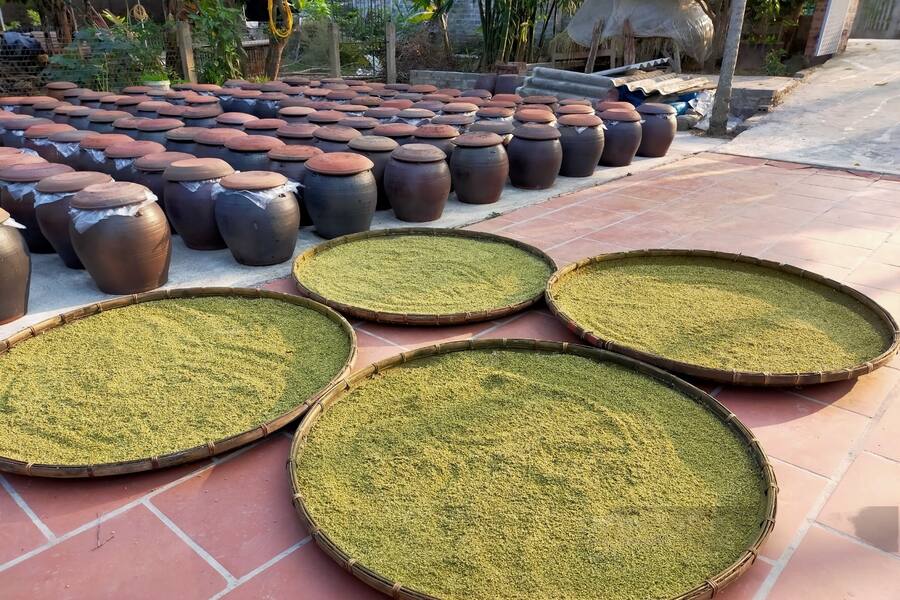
[0,297,351,466]
[293,350,767,600]
[551,256,892,373]
[292,235,552,315]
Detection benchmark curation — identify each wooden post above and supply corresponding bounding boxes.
[709,0,747,135]
[176,19,197,83]
[328,21,341,78]
[623,19,636,65]
[584,22,602,74]
[385,19,397,84]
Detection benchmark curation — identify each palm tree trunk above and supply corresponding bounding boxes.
[709,0,747,136]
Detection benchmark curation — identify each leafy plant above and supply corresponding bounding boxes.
[190,0,246,84]
[409,0,455,61]
[764,47,788,75]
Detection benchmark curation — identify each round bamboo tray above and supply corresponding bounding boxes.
[545,249,900,386]
[291,228,556,325]
[0,287,357,478]
[289,338,778,600]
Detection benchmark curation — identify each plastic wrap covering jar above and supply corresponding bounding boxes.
[267,145,323,225]
[333,104,369,119]
[507,124,562,190]
[384,144,450,223]
[337,116,378,136]
[77,90,107,109]
[469,120,514,145]
[215,112,258,129]
[228,89,262,114]
[87,110,130,134]
[0,115,31,144]
[2,117,51,148]
[0,208,30,324]
[371,123,416,146]
[0,162,74,253]
[163,158,234,250]
[303,152,376,239]
[133,151,195,219]
[346,135,397,211]
[34,171,112,268]
[23,123,75,160]
[278,106,315,124]
[557,113,605,178]
[182,105,223,129]
[69,182,170,294]
[0,97,24,114]
[598,109,642,167]
[103,140,165,183]
[254,93,287,119]
[636,103,677,158]
[135,118,185,145]
[212,89,236,113]
[44,129,95,167]
[412,124,459,160]
[395,108,434,127]
[312,125,362,153]
[212,171,300,266]
[45,81,77,101]
[223,135,285,172]
[449,132,508,205]
[164,126,205,153]
[32,99,67,120]
[277,123,319,147]
[191,128,247,161]
[244,118,287,139]
[76,133,131,173]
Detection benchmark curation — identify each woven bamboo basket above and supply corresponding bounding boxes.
[0,287,357,478]
[545,249,900,386]
[291,228,556,325]
[289,338,778,600]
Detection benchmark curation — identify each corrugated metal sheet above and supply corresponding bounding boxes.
[609,71,714,95]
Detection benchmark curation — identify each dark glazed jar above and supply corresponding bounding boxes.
[215,112,259,129]
[112,116,149,138]
[278,106,315,124]
[87,110,130,133]
[32,99,67,120]
[76,133,132,172]
[45,129,94,167]
[69,182,171,294]
[2,117,52,147]
[164,126,205,153]
[267,145,323,225]
[104,140,166,183]
[227,89,261,115]
[303,152,376,239]
[163,158,234,250]
[449,132,508,205]
[133,151,196,217]
[469,120,514,145]
[347,135,397,210]
[383,144,450,223]
[277,123,319,146]
[636,103,677,157]
[214,171,300,266]
[34,171,112,268]
[182,105,223,128]
[557,113,605,177]
[337,117,378,135]
[0,208,30,324]
[192,128,247,160]
[313,125,361,153]
[372,123,416,146]
[507,124,562,190]
[23,123,75,160]
[223,135,285,171]
[412,124,459,160]
[244,118,288,138]
[253,93,288,118]
[136,118,185,145]
[599,108,642,167]
[77,90,107,109]
[65,106,96,130]
[0,162,74,253]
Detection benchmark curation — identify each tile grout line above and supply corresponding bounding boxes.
[788,389,883,418]
[861,448,900,466]
[0,475,56,543]
[207,536,314,600]
[811,521,900,562]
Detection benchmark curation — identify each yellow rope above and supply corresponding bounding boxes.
[268,0,293,39]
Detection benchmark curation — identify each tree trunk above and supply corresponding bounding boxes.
[265,35,288,80]
[439,13,452,61]
[709,0,747,136]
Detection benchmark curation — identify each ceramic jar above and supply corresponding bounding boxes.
[44,129,96,167]
[78,91,107,109]
[337,117,378,135]
[267,145,323,225]
[599,109,642,167]
[135,118,185,145]
[163,158,234,250]
[0,161,74,253]
[23,123,75,160]
[469,120,514,145]
[278,106,316,124]
[507,124,562,190]
[191,129,248,160]
[636,103,677,157]
[2,117,51,147]
[69,181,171,294]
[277,123,319,147]
[112,116,149,138]
[45,81,77,101]
[372,123,416,146]
[449,132,508,205]
[64,106,95,130]
[87,110,130,133]
[76,133,132,172]
[364,107,399,124]
[133,151,196,218]
[313,125,362,153]
[103,140,166,182]
[253,93,287,119]
[557,113,605,177]
[32,99,67,120]
[412,124,459,159]
[215,112,258,129]
[346,135,398,210]
[164,126,205,153]
[384,144,451,222]
[0,207,30,324]
[303,152,376,239]
[34,171,112,268]
[181,105,223,128]
[223,135,285,171]
[227,89,261,114]
[244,118,287,138]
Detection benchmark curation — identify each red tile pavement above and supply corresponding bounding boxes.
[3,153,900,599]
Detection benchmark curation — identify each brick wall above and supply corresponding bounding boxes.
[805,0,861,58]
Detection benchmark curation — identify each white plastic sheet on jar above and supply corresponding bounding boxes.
[33,190,69,207]
[1,181,36,201]
[31,137,51,146]
[21,148,40,157]
[178,178,222,193]
[51,141,80,158]
[1,215,25,228]
[1,105,15,112]
[396,117,426,126]
[69,190,158,233]
[85,148,105,164]
[211,180,299,210]
[11,129,25,137]
[114,158,135,171]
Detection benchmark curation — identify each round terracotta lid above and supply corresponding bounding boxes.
[165,91,192,100]
[373,123,417,137]
[105,140,166,159]
[0,154,45,169]
[0,161,73,182]
[492,94,523,104]
[332,104,369,114]
[232,89,263,99]
[514,109,556,124]
[454,97,487,107]
[268,144,323,162]
[436,88,461,97]
[558,113,603,128]
[0,114,32,126]
[513,123,561,141]
[78,90,108,102]
[0,147,21,156]
[33,99,67,110]
[261,81,290,92]
[89,110,130,123]
[556,104,594,115]
[523,95,557,105]
[596,100,635,112]
[122,85,152,95]
[432,114,476,126]
[183,105,223,118]
[422,94,452,103]
[115,95,150,107]
[134,151,197,172]
[483,100,517,109]
[46,81,77,91]
[218,170,288,191]
[371,89,398,98]
[193,83,222,93]
[185,95,220,106]
[381,99,414,110]
[409,84,437,94]
[414,124,459,139]
[80,133,133,150]
[157,104,189,117]
[52,105,79,116]
[397,108,435,119]
[461,89,492,99]
[559,98,592,106]
[304,89,332,98]
[244,118,287,131]
[442,102,479,114]
[327,90,357,101]
[35,170,112,193]
[352,96,382,107]
[20,96,56,106]
[277,123,319,139]
[411,101,444,113]
[307,110,344,124]
[338,116,378,130]
[195,128,248,146]
[391,143,446,163]
[364,107,400,119]
[48,129,96,143]
[347,135,398,153]
[7,117,52,131]
[476,107,514,119]
[0,97,25,106]
[278,106,316,118]
[305,152,373,176]
[164,158,234,182]
[452,131,504,148]
[384,83,409,91]
[24,123,75,138]
[599,108,641,122]
[637,102,677,115]
[67,106,95,118]
[71,181,153,209]
[113,117,150,130]
[168,127,210,142]
[98,94,126,104]
[217,112,259,125]
[136,118,185,132]
[225,135,285,152]
[136,100,172,111]
[469,121,515,136]
[313,125,361,143]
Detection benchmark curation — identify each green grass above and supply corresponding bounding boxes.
[293,235,552,315]
[551,256,892,373]
[0,297,352,466]
[294,349,767,600]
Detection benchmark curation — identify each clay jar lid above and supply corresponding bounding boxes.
[115,95,150,107]
[305,152,373,176]
[261,81,290,92]
[556,104,594,115]
[409,84,437,94]
[113,117,150,130]
[278,106,315,118]
[216,112,259,126]
[514,109,556,124]
[461,89,492,99]
[327,90,357,102]
[52,105,80,117]
[523,95,557,105]
[232,89,262,99]
[476,107,514,119]
[136,100,173,113]
[46,81,77,91]
[24,123,75,139]
[492,94,523,104]
[20,96,56,106]
[184,95,220,106]
[167,128,207,143]
[35,171,112,193]
[596,100,635,111]
[513,123,561,141]
[372,123,417,138]
[277,123,319,139]
[195,128,248,146]
[432,114,475,127]
[122,85,152,95]
[313,125,362,143]
[391,143,446,163]
[347,135,398,153]
[78,90,108,102]
[33,99,67,110]
[89,110,131,123]
[364,107,400,119]
[332,104,369,114]
[352,96,382,107]
[384,83,409,91]
[453,131,503,148]
[436,88,461,97]
[0,147,22,155]
[164,158,234,182]
[307,110,343,125]
[7,117,52,131]
[599,108,641,123]
[183,105,223,119]
[338,117,378,130]
[0,154,45,169]
[135,151,197,172]
[381,99,414,110]
[244,118,287,132]
[80,133,133,150]
[483,100,517,109]
[71,181,153,209]
[411,101,444,113]
[559,98,592,106]
[414,124,459,139]
[49,129,96,143]
[469,121,515,136]
[442,102,479,114]
[225,135,285,153]
[268,144,323,162]
[637,102,677,115]
[157,104,189,117]
[136,118,185,132]
[422,94,452,103]
[105,140,166,159]
[558,114,603,128]
[0,162,73,182]
[193,83,222,94]
[0,97,25,106]
[219,170,287,191]
[397,108,435,119]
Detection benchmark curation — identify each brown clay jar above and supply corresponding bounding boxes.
[191,128,248,160]
[636,103,677,157]
[0,207,30,324]
[598,109,642,167]
[267,145,323,225]
[45,129,95,167]
[34,171,112,268]
[223,135,284,172]
[135,118,185,145]
[76,133,132,172]
[215,112,259,129]
[346,135,398,210]
[23,123,75,160]
[104,140,166,182]
[277,123,319,146]
[69,181,171,294]
[2,117,52,147]
[0,161,74,253]
[412,124,459,159]
[372,123,416,146]
[557,113,605,177]
[507,124,562,190]
[449,132,508,205]
[303,152,377,239]
[244,118,288,138]
[86,110,130,134]
[313,125,362,153]
[133,151,196,219]
[163,158,234,250]
[384,144,451,223]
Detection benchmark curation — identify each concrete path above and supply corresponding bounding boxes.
[722,39,900,174]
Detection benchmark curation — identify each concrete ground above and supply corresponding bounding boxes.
[722,39,900,174]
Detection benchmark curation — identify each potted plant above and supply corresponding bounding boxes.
[142,69,171,91]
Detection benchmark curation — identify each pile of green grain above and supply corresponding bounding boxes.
[551,256,892,373]
[293,234,552,315]
[0,297,351,466]
[293,349,767,600]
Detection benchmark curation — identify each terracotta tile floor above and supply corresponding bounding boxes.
[2,152,900,599]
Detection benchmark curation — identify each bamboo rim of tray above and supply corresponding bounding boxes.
[545,249,900,386]
[289,338,778,600]
[291,228,556,326]
[0,286,357,478]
